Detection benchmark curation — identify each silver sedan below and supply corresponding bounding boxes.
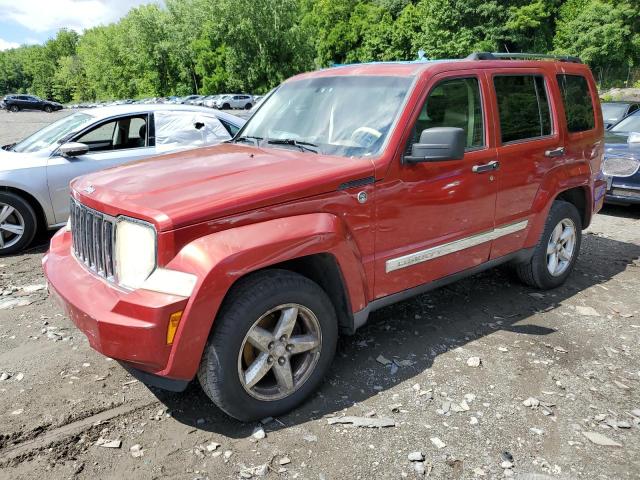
[0,104,244,254]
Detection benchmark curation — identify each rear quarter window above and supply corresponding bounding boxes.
[494,75,552,143]
[557,74,595,133]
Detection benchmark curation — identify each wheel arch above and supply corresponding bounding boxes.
[555,186,590,229]
[158,213,369,380]
[259,253,355,335]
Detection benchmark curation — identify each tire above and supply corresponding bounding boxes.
[222,103,231,110]
[516,200,582,289]
[44,105,52,113]
[245,103,252,110]
[0,192,38,255]
[9,105,19,113]
[198,269,338,421]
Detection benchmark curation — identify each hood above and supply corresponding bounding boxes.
[0,147,50,171]
[71,143,374,231]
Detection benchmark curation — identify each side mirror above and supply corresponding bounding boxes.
[59,142,89,157]
[405,127,466,163]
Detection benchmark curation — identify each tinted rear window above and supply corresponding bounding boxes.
[557,74,595,132]
[494,75,552,143]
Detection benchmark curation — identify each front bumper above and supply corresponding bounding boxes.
[44,229,190,378]
[604,177,640,205]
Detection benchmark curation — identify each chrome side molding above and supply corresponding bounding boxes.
[385,220,529,273]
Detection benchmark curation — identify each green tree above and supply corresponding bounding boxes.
[554,0,640,86]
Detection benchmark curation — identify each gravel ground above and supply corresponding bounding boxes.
[1,111,639,480]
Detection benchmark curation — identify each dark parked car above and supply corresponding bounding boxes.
[603,110,640,205]
[601,101,640,129]
[2,94,63,113]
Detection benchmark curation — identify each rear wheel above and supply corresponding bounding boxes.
[198,270,338,421]
[0,192,37,255]
[44,105,52,113]
[9,105,19,113]
[516,200,582,289]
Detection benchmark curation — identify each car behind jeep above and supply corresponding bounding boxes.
[44,53,606,421]
[3,94,63,113]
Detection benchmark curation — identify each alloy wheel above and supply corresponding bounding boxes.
[546,218,576,277]
[0,203,26,250]
[238,303,322,401]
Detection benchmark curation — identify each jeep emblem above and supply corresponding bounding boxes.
[83,184,95,195]
[357,191,367,204]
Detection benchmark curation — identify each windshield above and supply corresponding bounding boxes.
[602,104,628,123]
[12,112,93,153]
[610,112,640,133]
[238,75,413,158]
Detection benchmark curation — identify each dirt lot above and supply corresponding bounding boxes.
[0,111,639,480]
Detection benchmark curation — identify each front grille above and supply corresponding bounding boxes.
[70,199,116,280]
[602,157,640,177]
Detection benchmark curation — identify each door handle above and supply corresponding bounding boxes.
[472,160,500,173]
[545,147,565,158]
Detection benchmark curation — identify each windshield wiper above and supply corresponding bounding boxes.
[267,138,318,154]
[234,135,263,145]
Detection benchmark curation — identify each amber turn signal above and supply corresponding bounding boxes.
[166,311,183,344]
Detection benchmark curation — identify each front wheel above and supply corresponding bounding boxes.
[44,105,52,113]
[198,270,338,421]
[245,103,252,110]
[9,105,19,113]
[516,200,582,289]
[222,103,231,109]
[0,192,37,255]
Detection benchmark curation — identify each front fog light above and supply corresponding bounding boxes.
[115,219,156,289]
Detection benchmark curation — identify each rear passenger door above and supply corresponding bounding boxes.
[490,70,564,259]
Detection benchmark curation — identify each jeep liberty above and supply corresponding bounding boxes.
[44,53,607,421]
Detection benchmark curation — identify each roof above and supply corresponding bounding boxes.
[288,53,588,81]
[78,103,245,126]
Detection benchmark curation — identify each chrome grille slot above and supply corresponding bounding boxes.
[70,199,116,281]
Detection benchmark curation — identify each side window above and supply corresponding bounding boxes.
[154,112,231,150]
[494,75,552,143]
[127,117,147,147]
[407,77,484,152]
[557,74,595,133]
[77,121,117,151]
[220,119,240,136]
[75,116,148,152]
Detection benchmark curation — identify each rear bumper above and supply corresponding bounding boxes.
[44,229,190,378]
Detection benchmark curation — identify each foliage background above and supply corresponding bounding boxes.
[0,0,638,102]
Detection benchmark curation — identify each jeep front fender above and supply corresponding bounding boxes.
[158,213,368,380]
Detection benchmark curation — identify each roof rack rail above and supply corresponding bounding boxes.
[466,52,582,64]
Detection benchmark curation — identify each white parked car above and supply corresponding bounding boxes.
[0,104,244,254]
[214,94,254,110]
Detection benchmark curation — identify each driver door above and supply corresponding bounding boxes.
[374,72,499,298]
[47,114,154,224]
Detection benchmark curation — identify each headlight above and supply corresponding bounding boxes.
[115,218,157,289]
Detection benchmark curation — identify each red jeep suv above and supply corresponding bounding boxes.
[44,53,606,421]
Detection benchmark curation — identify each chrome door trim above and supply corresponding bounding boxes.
[385,219,529,273]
